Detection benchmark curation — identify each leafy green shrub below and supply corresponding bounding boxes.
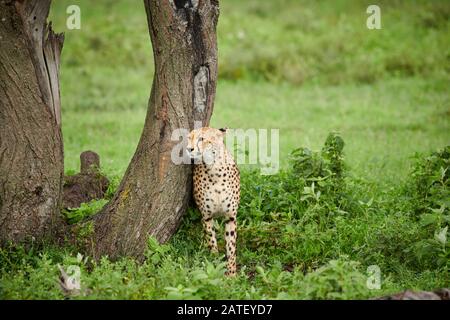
[289,132,349,210]
[0,250,64,299]
[409,146,449,216]
[2,141,449,299]
[235,133,366,269]
[104,174,121,199]
[239,132,352,223]
[293,257,370,300]
[405,146,450,269]
[62,199,108,224]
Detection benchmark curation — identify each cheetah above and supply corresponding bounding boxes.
[186,127,240,276]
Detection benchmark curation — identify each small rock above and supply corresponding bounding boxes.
[374,289,449,300]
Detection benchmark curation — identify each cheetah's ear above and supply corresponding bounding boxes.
[218,128,228,138]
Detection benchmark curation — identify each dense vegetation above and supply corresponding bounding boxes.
[1,136,448,299]
[0,0,448,299]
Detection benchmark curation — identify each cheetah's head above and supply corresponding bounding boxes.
[186,127,227,164]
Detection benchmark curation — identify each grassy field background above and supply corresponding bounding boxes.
[49,0,449,182]
[0,0,449,299]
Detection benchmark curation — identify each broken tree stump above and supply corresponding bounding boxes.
[80,150,101,174]
[63,151,109,209]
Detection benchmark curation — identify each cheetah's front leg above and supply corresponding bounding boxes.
[224,214,237,276]
[202,217,218,253]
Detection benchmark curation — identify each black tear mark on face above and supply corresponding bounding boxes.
[197,137,204,147]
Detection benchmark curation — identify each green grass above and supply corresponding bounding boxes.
[62,77,449,183]
[1,137,448,299]
[0,0,449,299]
[53,0,449,182]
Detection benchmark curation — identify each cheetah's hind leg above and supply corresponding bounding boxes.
[202,216,218,253]
[224,214,237,277]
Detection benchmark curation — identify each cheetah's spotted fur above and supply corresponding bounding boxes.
[187,127,240,276]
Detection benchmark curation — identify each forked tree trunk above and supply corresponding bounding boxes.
[0,1,64,244]
[91,0,219,259]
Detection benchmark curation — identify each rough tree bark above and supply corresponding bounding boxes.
[91,0,220,259]
[0,1,64,244]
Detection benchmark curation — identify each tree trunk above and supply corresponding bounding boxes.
[91,0,219,259]
[0,0,64,245]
